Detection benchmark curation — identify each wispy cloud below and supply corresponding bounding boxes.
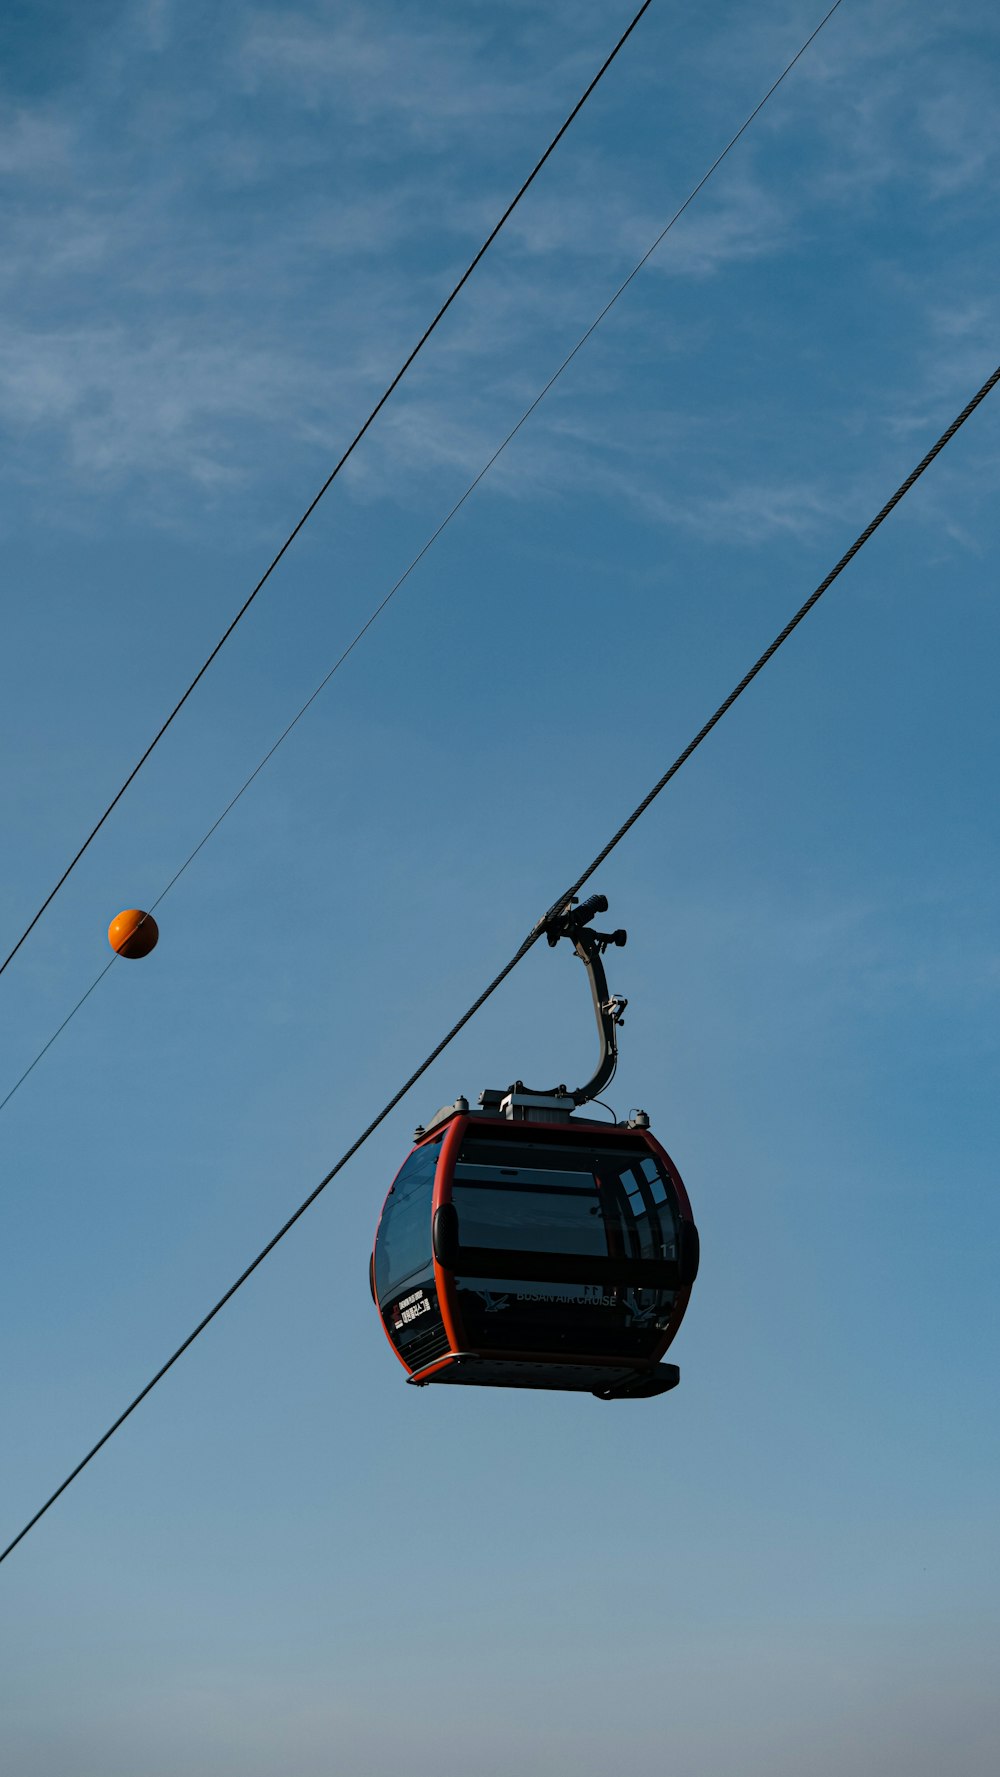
[676,877,1000,1035]
[238,6,498,129]
[0,0,996,557]
[0,102,74,176]
[622,472,841,544]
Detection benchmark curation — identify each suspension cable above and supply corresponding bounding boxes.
[0,0,848,1121]
[2,357,996,1568]
[0,0,657,985]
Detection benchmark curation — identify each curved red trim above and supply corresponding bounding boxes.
[432,1113,468,1354]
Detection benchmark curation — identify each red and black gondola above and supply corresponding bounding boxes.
[371,897,699,1400]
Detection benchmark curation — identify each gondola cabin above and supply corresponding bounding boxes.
[371,895,700,1400]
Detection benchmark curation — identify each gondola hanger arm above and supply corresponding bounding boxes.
[516,894,628,1107]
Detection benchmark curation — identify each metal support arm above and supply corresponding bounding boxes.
[515,894,628,1107]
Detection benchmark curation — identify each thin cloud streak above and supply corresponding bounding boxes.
[0,0,996,559]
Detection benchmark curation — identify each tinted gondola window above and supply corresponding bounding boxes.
[375,1138,441,1305]
[593,1149,680,1261]
[453,1144,607,1257]
[450,1137,683,1362]
[452,1139,679,1263]
[452,1177,607,1256]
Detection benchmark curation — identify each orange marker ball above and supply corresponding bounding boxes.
[108,908,159,959]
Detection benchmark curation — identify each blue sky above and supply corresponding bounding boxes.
[1,1,998,1771]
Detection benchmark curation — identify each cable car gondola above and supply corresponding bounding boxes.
[371,896,699,1399]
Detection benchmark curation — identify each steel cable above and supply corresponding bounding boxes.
[0,0,847,1120]
[0,0,657,984]
[2,357,996,1568]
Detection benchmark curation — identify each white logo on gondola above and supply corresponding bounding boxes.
[513,1287,614,1306]
[623,1290,656,1325]
[472,1290,510,1312]
[393,1288,432,1328]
